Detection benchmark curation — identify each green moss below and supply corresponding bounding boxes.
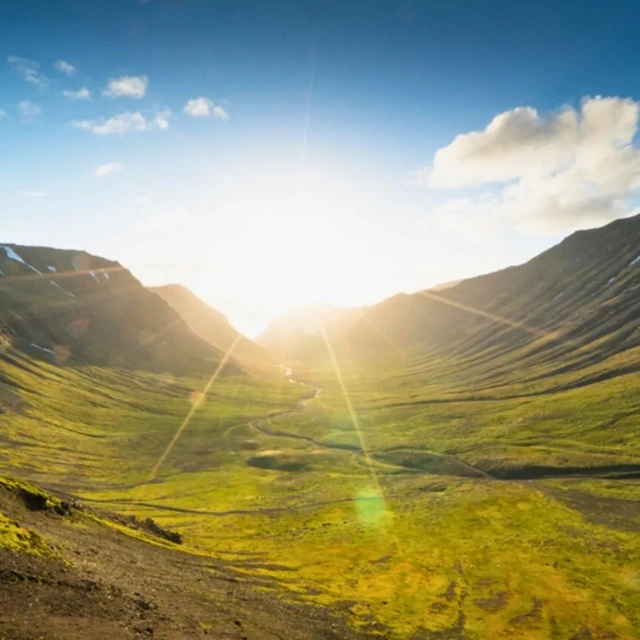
[0,475,63,512]
[0,511,54,557]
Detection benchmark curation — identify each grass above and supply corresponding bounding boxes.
[3,327,640,637]
[0,475,61,557]
[0,510,53,558]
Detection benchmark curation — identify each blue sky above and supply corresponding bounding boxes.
[2,0,640,335]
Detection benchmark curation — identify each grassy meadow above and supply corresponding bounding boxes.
[2,335,640,638]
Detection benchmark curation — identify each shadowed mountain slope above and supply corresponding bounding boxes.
[258,213,640,382]
[150,284,271,368]
[0,244,237,374]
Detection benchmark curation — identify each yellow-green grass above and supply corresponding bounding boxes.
[0,511,53,557]
[3,338,640,637]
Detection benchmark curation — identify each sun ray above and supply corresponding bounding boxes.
[143,335,242,486]
[0,264,126,284]
[320,326,381,493]
[117,293,244,364]
[418,289,547,338]
[298,29,318,193]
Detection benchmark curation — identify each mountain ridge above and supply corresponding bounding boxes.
[258,212,640,380]
[0,244,239,375]
[150,284,271,369]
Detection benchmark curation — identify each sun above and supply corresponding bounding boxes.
[218,177,374,311]
[167,170,397,336]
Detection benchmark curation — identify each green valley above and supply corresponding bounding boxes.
[4,220,640,637]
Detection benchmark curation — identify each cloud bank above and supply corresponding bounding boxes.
[418,97,640,233]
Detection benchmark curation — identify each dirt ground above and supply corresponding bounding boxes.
[0,486,379,640]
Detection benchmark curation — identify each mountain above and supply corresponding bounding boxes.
[256,303,358,364]
[6,224,640,639]
[258,212,640,380]
[150,284,271,367]
[0,244,238,374]
[428,278,462,291]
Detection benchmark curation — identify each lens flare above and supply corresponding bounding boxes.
[320,326,389,528]
[355,483,388,527]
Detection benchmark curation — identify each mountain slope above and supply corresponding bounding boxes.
[0,474,362,640]
[0,244,236,374]
[257,303,363,364]
[259,212,640,381]
[150,284,270,367]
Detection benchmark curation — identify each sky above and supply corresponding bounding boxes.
[3,0,640,336]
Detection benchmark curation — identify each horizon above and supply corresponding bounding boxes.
[4,0,640,335]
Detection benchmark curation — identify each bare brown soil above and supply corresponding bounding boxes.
[0,486,379,640]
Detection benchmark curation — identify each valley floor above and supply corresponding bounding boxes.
[3,347,640,638]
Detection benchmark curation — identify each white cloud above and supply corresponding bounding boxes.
[18,100,41,118]
[19,190,49,198]
[0,109,6,118]
[73,110,170,135]
[184,97,229,120]
[426,107,580,189]
[211,105,229,120]
[7,56,48,88]
[55,60,76,76]
[153,108,171,130]
[417,97,640,234]
[93,162,123,178]
[62,87,91,100]
[103,75,148,99]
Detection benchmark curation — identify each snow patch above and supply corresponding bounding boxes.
[101,269,110,281]
[630,254,640,267]
[608,277,616,284]
[89,270,100,283]
[0,245,43,275]
[554,292,565,300]
[1,245,27,265]
[0,246,75,296]
[47,265,56,272]
[30,343,56,356]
